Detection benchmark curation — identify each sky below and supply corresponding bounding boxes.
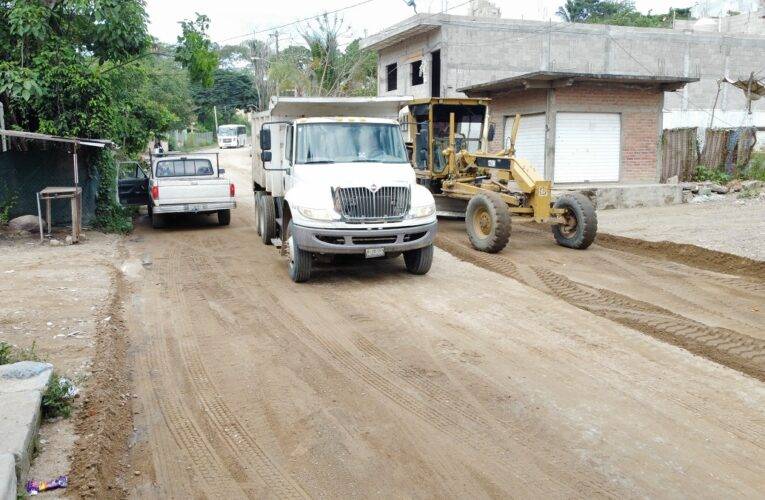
[146,0,699,48]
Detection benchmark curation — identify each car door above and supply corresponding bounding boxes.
[118,161,149,206]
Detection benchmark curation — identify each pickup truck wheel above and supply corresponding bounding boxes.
[259,194,276,245]
[551,193,597,250]
[404,244,434,275]
[217,209,231,226]
[286,221,312,283]
[151,213,164,229]
[465,192,511,253]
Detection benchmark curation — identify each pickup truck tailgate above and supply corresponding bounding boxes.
[156,178,231,204]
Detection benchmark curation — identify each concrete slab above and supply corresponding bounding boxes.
[0,361,53,394]
[0,391,42,493]
[0,454,16,500]
[556,183,683,210]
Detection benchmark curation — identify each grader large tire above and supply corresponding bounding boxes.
[551,193,598,249]
[259,194,276,245]
[465,192,512,253]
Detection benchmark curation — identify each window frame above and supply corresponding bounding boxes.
[411,60,424,86]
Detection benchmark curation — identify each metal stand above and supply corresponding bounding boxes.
[36,187,82,243]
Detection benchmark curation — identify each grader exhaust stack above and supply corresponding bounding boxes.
[405,98,597,253]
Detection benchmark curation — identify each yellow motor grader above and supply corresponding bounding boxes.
[403,98,597,253]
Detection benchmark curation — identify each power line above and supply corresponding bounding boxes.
[216,0,378,44]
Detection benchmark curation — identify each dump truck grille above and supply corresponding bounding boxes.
[333,186,410,222]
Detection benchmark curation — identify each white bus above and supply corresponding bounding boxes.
[217,124,247,148]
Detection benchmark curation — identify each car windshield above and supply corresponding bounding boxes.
[295,123,408,164]
[156,159,214,177]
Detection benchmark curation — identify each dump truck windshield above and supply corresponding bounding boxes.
[296,123,407,164]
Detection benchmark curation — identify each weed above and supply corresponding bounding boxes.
[737,185,761,199]
[741,153,765,181]
[0,180,18,225]
[0,341,12,364]
[693,165,731,184]
[12,341,42,362]
[42,374,74,419]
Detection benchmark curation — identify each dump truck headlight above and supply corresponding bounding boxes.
[297,207,335,221]
[409,204,436,219]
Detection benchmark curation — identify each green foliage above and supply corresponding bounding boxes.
[91,150,133,233]
[556,0,693,27]
[737,185,761,199]
[0,342,11,365]
[193,69,258,126]
[175,14,219,88]
[42,374,74,419]
[693,165,732,184]
[743,153,765,181]
[0,180,18,226]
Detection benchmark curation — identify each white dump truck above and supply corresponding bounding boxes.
[251,97,437,282]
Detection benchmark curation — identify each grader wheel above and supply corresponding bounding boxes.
[551,193,598,249]
[465,192,512,253]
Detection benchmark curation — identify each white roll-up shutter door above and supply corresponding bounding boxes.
[554,112,621,183]
[505,114,546,172]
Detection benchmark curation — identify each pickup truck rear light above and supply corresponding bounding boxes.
[151,185,159,200]
[229,183,236,197]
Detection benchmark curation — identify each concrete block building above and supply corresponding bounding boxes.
[361,13,765,184]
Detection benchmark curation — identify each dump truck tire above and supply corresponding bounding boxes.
[286,221,312,283]
[217,209,231,226]
[404,244,434,275]
[552,193,598,249]
[465,192,512,253]
[259,194,276,245]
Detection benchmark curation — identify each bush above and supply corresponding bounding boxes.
[42,374,75,419]
[0,180,18,226]
[742,153,765,181]
[91,150,133,234]
[693,165,731,184]
[0,341,12,364]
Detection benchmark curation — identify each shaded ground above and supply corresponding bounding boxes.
[117,148,765,498]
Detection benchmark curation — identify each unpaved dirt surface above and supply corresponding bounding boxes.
[0,231,120,495]
[120,148,765,498]
[597,198,765,260]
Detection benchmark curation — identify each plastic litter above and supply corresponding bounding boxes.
[26,475,68,495]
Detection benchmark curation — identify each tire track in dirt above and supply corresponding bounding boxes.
[166,244,309,499]
[185,238,621,498]
[435,233,765,382]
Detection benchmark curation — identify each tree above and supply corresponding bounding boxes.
[175,14,219,88]
[193,69,258,129]
[556,1,694,28]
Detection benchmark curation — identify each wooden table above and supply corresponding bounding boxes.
[36,186,82,243]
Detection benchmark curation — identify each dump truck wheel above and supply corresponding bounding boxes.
[552,193,598,249]
[403,244,434,275]
[286,221,312,283]
[217,209,231,226]
[465,192,511,253]
[259,194,276,245]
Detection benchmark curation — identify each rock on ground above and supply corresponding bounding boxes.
[8,215,43,233]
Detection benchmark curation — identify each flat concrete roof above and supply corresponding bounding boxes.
[360,13,442,51]
[459,71,700,95]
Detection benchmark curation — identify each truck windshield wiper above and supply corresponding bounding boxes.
[304,160,335,164]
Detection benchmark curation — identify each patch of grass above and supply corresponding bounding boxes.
[693,165,732,184]
[12,341,42,362]
[93,204,134,234]
[0,341,12,364]
[0,180,18,226]
[741,153,765,181]
[42,374,74,419]
[738,185,761,199]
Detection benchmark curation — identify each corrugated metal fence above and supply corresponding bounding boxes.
[660,128,699,182]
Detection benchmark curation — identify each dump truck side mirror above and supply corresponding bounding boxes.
[261,151,272,163]
[259,128,271,151]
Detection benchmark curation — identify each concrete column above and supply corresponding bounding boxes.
[544,88,556,180]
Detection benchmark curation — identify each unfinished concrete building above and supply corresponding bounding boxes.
[361,13,765,183]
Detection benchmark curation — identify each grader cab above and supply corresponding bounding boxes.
[404,98,597,253]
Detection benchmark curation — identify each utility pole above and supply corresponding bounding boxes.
[273,30,280,56]
[213,105,219,135]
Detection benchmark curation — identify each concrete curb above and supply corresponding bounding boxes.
[0,362,53,497]
[0,454,16,500]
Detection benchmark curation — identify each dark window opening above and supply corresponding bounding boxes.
[386,63,398,92]
[431,50,441,97]
[411,60,423,86]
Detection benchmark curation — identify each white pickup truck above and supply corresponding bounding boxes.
[118,153,236,228]
[252,97,437,283]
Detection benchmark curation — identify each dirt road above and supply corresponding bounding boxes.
[119,148,765,498]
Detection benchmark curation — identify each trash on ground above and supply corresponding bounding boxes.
[26,475,68,495]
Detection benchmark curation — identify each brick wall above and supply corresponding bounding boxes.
[485,84,663,182]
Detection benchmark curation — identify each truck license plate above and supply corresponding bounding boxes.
[365,248,385,259]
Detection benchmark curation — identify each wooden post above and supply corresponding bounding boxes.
[46,198,51,235]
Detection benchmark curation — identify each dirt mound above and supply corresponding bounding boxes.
[69,269,132,498]
[596,233,765,281]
